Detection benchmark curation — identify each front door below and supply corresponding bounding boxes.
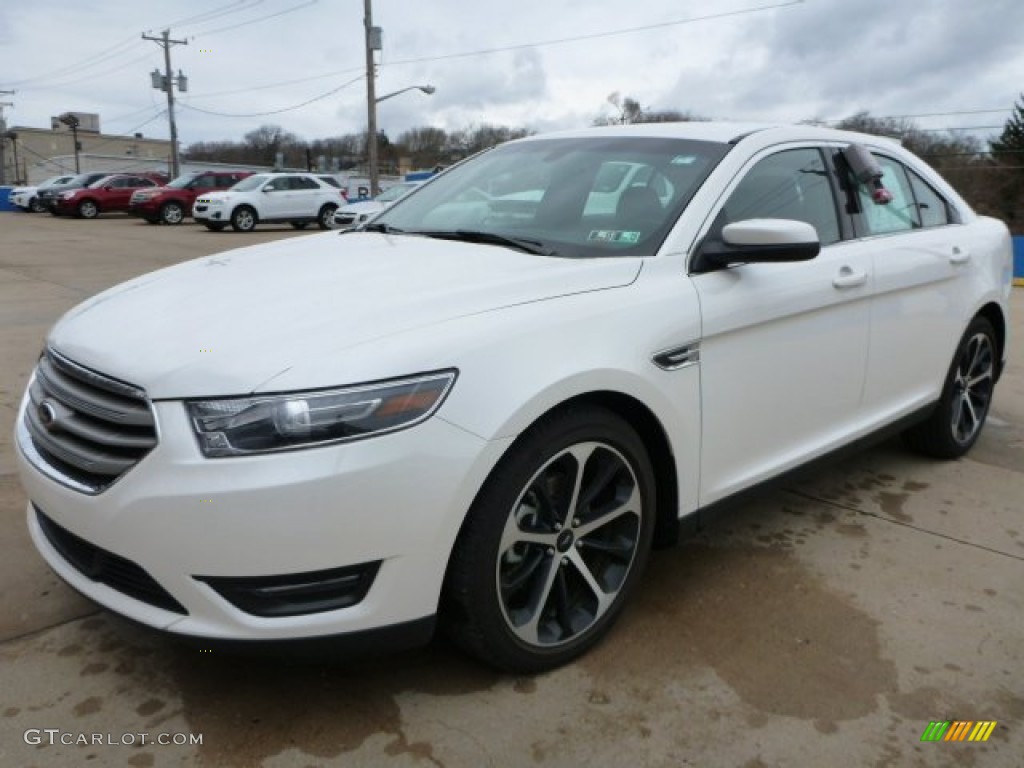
[691,146,872,503]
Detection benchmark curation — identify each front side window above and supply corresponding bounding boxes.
[372,137,730,258]
[719,148,841,245]
[231,175,271,192]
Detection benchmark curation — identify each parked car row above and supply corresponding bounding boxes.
[12,169,355,232]
[9,175,77,212]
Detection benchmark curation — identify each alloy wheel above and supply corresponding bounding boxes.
[496,441,642,648]
[950,331,994,444]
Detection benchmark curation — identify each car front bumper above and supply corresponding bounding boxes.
[15,393,510,642]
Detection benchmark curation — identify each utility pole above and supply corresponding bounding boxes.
[0,92,14,185]
[364,0,381,196]
[142,29,187,178]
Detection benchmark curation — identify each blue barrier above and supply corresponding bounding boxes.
[1014,236,1024,285]
[0,186,15,212]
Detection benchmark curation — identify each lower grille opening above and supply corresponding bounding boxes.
[34,508,187,615]
[195,562,381,618]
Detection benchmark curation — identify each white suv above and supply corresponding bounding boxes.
[193,172,343,232]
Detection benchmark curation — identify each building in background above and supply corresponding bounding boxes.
[2,112,172,184]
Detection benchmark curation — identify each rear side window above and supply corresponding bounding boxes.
[293,176,322,190]
[906,168,954,228]
[854,155,918,235]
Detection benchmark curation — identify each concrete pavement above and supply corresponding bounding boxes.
[0,213,1021,767]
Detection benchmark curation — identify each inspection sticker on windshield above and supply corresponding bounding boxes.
[588,230,641,243]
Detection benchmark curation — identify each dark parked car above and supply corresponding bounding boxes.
[38,172,111,214]
[129,170,254,225]
[52,173,169,218]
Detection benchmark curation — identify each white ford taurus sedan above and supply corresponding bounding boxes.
[15,123,1012,672]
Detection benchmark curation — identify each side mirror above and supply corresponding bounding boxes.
[693,218,820,272]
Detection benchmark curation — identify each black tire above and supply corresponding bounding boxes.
[29,197,45,213]
[317,204,337,230]
[230,206,257,232]
[290,221,310,230]
[160,201,185,225]
[442,405,656,673]
[204,223,226,232]
[78,200,99,219]
[904,316,997,459]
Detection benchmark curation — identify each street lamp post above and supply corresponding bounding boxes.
[58,113,81,173]
[367,85,436,196]
[363,0,435,195]
[4,131,19,184]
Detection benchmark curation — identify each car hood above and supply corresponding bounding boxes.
[339,201,385,215]
[48,232,642,398]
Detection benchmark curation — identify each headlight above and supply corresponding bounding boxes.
[187,370,457,457]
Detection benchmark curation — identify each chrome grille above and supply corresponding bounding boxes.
[23,348,157,493]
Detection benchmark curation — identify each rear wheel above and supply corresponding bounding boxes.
[160,201,185,225]
[78,200,99,219]
[904,316,997,459]
[318,204,338,229]
[230,206,257,232]
[443,406,655,673]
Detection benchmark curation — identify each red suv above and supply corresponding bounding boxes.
[53,173,169,218]
[129,170,254,225]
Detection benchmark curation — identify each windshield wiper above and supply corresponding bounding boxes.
[415,230,556,256]
[361,222,404,234]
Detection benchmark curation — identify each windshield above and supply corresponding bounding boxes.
[372,136,729,258]
[88,176,117,188]
[230,174,271,192]
[167,174,195,189]
[376,183,418,202]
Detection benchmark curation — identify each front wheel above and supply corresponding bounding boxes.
[29,197,45,213]
[78,200,99,219]
[230,206,257,232]
[160,201,185,225]
[442,406,656,673]
[904,316,998,459]
[317,204,337,230]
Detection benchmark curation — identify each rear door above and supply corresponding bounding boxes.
[691,145,872,503]
[847,151,977,422]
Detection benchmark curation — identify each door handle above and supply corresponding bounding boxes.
[950,247,971,265]
[832,266,868,289]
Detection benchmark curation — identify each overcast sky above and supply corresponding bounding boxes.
[1,0,1021,148]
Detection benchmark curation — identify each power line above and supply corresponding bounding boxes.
[179,75,364,118]
[26,51,159,92]
[187,1,804,103]
[186,65,364,100]
[155,0,265,32]
[192,0,319,38]
[0,37,143,88]
[382,1,805,67]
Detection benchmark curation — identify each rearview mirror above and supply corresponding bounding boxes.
[693,218,820,273]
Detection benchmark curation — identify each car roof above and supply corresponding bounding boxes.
[514,121,903,148]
